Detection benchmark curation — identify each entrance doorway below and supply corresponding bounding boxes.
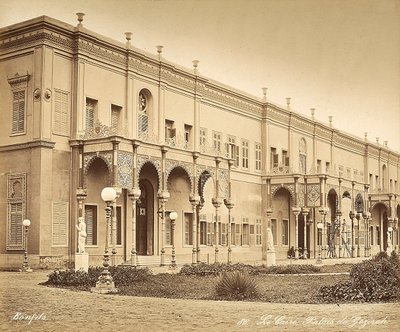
[136,179,154,255]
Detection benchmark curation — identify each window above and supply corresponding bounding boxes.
[199,128,207,147]
[85,98,97,130]
[241,140,249,169]
[8,73,29,135]
[282,150,289,167]
[7,174,26,250]
[270,147,278,169]
[326,162,330,174]
[317,159,322,173]
[235,223,241,246]
[220,221,227,246]
[184,124,192,148]
[255,143,262,171]
[111,104,122,134]
[369,174,373,188]
[242,218,249,245]
[12,91,26,134]
[299,138,307,174]
[282,220,289,245]
[370,226,374,246]
[207,221,213,245]
[54,90,69,136]
[199,214,207,245]
[138,91,149,134]
[376,226,380,245]
[213,131,222,152]
[375,175,379,190]
[231,217,236,245]
[256,218,262,245]
[184,213,193,245]
[52,202,68,246]
[84,205,98,245]
[165,120,175,141]
[116,206,122,246]
[226,136,239,166]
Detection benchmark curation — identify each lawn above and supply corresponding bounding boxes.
[115,273,348,303]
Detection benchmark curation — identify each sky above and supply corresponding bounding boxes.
[1,0,399,152]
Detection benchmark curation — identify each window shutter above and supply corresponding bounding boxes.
[54,91,69,135]
[273,154,279,167]
[52,202,68,245]
[12,91,25,133]
[9,203,23,247]
[285,157,290,167]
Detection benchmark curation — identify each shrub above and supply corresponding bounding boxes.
[215,271,260,300]
[318,251,400,302]
[44,266,152,287]
[179,262,256,276]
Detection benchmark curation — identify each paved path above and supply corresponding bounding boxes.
[0,271,399,332]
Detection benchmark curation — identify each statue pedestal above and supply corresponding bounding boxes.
[75,253,89,272]
[266,250,276,267]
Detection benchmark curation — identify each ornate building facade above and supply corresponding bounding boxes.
[1,15,399,269]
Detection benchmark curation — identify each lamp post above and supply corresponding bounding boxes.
[349,210,356,258]
[91,187,118,294]
[316,221,323,264]
[20,219,32,272]
[224,198,235,264]
[169,211,178,268]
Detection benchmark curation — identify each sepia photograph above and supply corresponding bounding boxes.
[0,0,399,331]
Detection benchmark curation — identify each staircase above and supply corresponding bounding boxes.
[135,255,171,266]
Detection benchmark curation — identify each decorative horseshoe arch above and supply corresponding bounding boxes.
[271,184,295,205]
[83,152,113,176]
[165,159,194,191]
[136,156,162,190]
[165,164,193,194]
[197,170,214,204]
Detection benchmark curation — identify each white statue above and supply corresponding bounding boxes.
[267,227,274,250]
[76,217,87,254]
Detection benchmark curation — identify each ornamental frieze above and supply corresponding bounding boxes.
[307,184,320,207]
[117,151,133,189]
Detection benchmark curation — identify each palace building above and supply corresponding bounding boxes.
[1,14,399,269]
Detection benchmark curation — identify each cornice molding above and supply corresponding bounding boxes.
[0,140,56,152]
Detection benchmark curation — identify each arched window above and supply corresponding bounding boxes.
[299,138,307,174]
[138,90,149,135]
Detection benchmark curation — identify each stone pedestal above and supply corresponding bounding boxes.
[75,253,89,272]
[266,250,276,267]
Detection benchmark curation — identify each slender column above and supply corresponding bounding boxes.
[292,207,301,258]
[190,195,200,265]
[111,140,120,266]
[302,208,309,258]
[388,217,394,253]
[212,157,222,262]
[171,218,176,266]
[196,202,204,263]
[128,188,141,267]
[349,210,356,257]
[158,192,169,266]
[212,198,223,262]
[356,213,361,257]
[342,218,348,257]
[337,211,342,258]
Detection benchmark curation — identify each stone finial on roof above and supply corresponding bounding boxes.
[192,60,199,75]
[310,108,315,121]
[262,87,268,102]
[125,32,133,48]
[328,115,333,127]
[76,13,85,26]
[156,45,163,60]
[286,97,291,110]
